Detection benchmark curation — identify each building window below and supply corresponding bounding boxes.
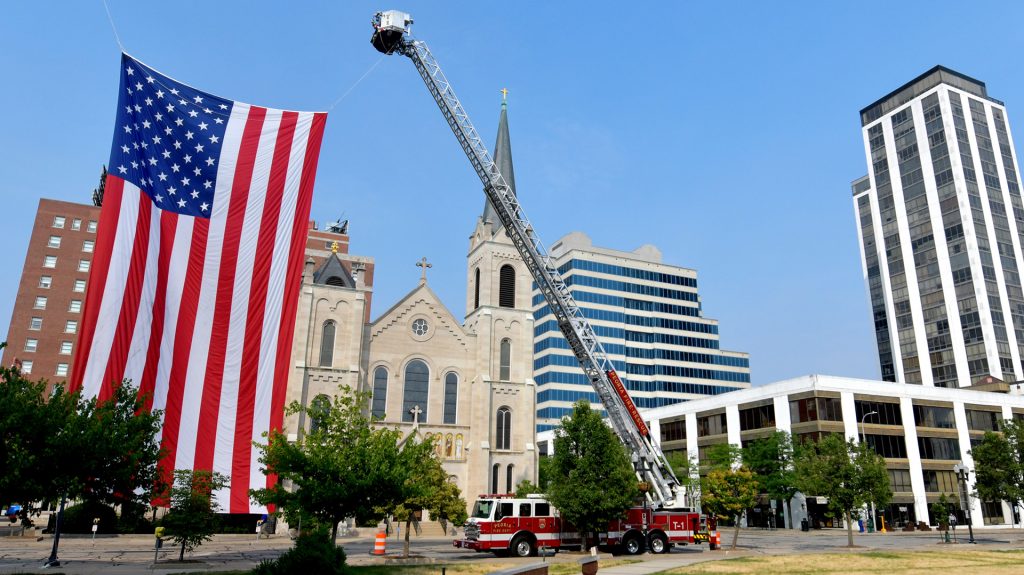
[68,300,82,313]
[83,240,94,253]
[78,260,90,272]
[913,405,955,429]
[864,434,907,458]
[981,501,1006,525]
[48,236,61,248]
[402,360,429,423]
[73,280,86,292]
[499,339,511,381]
[411,318,429,337]
[43,256,57,268]
[24,339,38,352]
[923,470,958,493]
[443,372,458,424]
[474,268,480,309]
[697,413,727,436]
[499,265,516,308]
[21,360,33,375]
[918,437,961,460]
[491,463,500,494]
[888,469,913,491]
[660,419,686,443]
[965,409,1000,432]
[739,404,775,431]
[40,276,53,291]
[506,464,514,493]
[29,317,42,330]
[87,220,97,233]
[855,400,902,426]
[34,296,47,309]
[71,218,82,231]
[495,406,512,450]
[310,394,330,433]
[372,367,388,419]
[65,320,78,334]
[53,216,65,228]
[55,363,69,377]
[60,341,72,355]
[319,320,335,367]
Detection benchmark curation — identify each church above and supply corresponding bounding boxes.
[281,99,537,507]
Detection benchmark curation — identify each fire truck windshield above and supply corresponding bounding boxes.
[471,500,494,519]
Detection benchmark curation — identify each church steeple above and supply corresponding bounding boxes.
[481,90,516,234]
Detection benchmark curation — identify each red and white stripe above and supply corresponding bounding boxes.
[71,104,327,513]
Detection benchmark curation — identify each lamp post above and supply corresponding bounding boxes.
[953,462,976,544]
[859,410,879,532]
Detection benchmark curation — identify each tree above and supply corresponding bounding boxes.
[742,431,798,528]
[700,466,759,549]
[161,469,229,561]
[515,478,543,498]
[702,443,743,471]
[971,419,1024,512]
[547,400,639,550]
[387,436,467,557]
[252,386,412,540]
[666,451,701,508]
[793,434,891,547]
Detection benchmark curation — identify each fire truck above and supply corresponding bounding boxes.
[452,494,712,557]
[370,10,717,555]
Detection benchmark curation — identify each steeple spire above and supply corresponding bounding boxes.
[482,89,516,233]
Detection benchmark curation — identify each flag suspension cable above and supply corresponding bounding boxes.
[327,56,385,111]
[101,0,125,52]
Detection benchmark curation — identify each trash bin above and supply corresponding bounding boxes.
[858,519,864,533]
[801,518,809,532]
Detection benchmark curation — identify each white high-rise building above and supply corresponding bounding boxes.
[532,232,750,432]
[854,66,1024,387]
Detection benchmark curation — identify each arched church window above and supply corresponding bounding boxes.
[491,463,500,494]
[445,433,454,458]
[499,339,511,381]
[443,372,458,424]
[319,320,336,367]
[403,360,429,423]
[474,268,481,310]
[455,434,464,459]
[372,366,388,419]
[499,265,516,308]
[506,464,514,493]
[496,406,511,450]
[310,394,330,434]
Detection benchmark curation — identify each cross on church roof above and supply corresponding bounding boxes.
[416,257,432,284]
[409,405,423,427]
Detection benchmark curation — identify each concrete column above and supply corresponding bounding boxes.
[899,397,928,527]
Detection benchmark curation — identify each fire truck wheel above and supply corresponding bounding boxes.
[510,534,536,557]
[621,533,644,555]
[648,532,668,554]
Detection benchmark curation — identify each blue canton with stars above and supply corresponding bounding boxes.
[109,54,233,218]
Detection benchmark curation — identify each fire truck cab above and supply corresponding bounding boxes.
[454,494,710,557]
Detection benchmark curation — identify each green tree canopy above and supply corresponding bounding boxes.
[547,400,639,547]
[253,386,423,540]
[971,419,1024,508]
[794,434,890,547]
[161,469,229,561]
[700,466,759,549]
[742,431,798,526]
[666,451,701,509]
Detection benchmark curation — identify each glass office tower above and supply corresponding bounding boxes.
[533,231,750,431]
[854,66,1024,387]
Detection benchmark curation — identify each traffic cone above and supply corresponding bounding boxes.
[372,529,387,556]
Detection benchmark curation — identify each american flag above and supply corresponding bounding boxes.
[70,53,327,513]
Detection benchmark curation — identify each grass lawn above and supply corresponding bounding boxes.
[655,549,1024,574]
[349,559,639,575]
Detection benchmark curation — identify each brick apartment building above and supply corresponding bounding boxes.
[2,199,101,393]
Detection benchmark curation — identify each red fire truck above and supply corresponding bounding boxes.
[453,494,715,557]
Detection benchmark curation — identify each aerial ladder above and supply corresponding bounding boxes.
[371,10,689,511]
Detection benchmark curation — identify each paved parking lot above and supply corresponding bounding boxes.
[0,527,1021,574]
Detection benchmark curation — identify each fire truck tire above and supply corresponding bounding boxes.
[648,532,669,554]
[621,532,644,555]
[510,534,536,557]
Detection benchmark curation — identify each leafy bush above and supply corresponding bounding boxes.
[253,530,348,575]
[58,501,119,534]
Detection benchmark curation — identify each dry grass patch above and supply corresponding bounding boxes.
[657,549,1024,574]
[350,558,639,575]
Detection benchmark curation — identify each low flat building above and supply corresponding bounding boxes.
[538,374,1024,530]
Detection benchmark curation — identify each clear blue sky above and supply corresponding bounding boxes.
[2,0,1023,385]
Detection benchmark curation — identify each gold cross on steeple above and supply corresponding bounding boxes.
[416,256,432,284]
[500,88,508,101]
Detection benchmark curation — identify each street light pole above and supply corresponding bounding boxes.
[953,462,976,544]
[860,410,879,533]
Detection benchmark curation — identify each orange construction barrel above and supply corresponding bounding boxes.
[372,530,387,556]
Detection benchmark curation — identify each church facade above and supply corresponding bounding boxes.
[281,101,537,508]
